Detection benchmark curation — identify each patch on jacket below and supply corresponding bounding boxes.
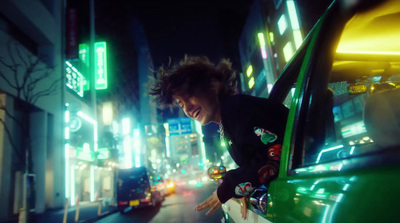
[268,144,282,161]
[235,182,254,196]
[254,127,277,145]
[258,162,279,184]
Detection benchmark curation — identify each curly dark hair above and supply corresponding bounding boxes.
[147,55,237,109]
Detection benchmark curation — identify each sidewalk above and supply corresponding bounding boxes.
[35,201,117,223]
[5,201,117,223]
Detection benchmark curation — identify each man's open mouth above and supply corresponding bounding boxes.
[193,108,201,119]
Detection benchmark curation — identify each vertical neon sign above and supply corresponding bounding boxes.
[94,42,108,90]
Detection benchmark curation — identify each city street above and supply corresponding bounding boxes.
[95,182,223,223]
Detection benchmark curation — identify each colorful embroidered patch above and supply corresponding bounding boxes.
[268,144,282,161]
[258,165,276,184]
[235,182,254,196]
[254,127,277,145]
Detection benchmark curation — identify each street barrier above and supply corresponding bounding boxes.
[98,200,102,216]
[18,208,25,223]
[75,196,80,222]
[62,198,69,223]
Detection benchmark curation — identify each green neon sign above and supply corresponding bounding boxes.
[65,61,84,97]
[79,43,90,66]
[79,43,90,91]
[94,42,108,90]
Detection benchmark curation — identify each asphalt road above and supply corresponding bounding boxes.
[95,182,223,223]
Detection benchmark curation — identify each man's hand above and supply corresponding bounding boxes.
[240,196,248,220]
[194,191,222,216]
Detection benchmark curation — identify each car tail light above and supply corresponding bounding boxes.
[118,201,128,206]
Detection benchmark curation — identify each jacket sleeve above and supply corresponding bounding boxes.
[216,96,287,204]
[216,151,280,203]
[216,162,276,203]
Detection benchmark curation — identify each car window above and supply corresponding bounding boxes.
[301,1,400,166]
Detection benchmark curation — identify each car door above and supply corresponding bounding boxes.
[267,0,400,222]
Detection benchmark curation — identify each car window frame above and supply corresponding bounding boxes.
[271,0,354,177]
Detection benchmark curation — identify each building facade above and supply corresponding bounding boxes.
[163,118,206,178]
[238,0,306,100]
[0,0,65,220]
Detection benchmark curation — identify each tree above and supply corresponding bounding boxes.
[0,40,60,219]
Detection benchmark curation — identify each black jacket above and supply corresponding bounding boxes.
[216,94,289,203]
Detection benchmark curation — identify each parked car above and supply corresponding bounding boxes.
[210,0,400,222]
[117,167,163,213]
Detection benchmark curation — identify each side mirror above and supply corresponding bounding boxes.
[249,185,269,215]
[207,166,226,180]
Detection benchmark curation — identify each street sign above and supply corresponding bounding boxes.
[167,118,192,136]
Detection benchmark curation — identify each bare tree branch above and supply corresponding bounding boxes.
[31,79,60,105]
[26,68,54,103]
[0,100,23,128]
[6,41,18,69]
[0,69,18,89]
[14,41,29,69]
[22,58,41,100]
[1,40,57,175]
[6,42,23,91]
[0,56,17,72]
[0,118,24,163]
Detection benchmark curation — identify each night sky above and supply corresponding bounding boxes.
[123,0,253,70]
[73,0,255,70]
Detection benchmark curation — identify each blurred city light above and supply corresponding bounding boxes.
[133,128,141,167]
[246,65,253,77]
[122,118,133,169]
[278,14,287,35]
[102,101,113,125]
[258,33,267,59]
[287,0,303,49]
[283,41,294,62]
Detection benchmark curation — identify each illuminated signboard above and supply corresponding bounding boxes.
[78,42,108,90]
[79,43,89,66]
[168,118,192,136]
[94,42,108,90]
[65,61,84,97]
[78,43,90,91]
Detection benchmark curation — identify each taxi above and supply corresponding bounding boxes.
[117,167,163,213]
[211,0,400,222]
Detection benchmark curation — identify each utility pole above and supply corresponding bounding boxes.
[90,0,97,202]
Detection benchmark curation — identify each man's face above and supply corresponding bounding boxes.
[174,92,220,125]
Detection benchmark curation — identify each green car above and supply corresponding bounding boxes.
[212,0,400,222]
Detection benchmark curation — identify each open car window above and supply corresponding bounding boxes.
[301,0,400,167]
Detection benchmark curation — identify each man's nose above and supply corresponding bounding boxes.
[183,103,194,115]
